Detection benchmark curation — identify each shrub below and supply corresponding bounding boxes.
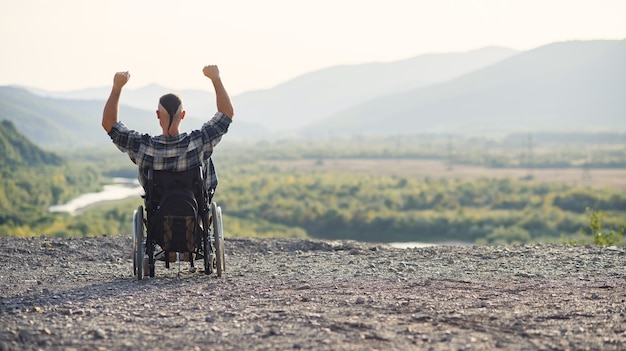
[580,209,624,246]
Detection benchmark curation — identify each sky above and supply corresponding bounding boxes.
[1,0,625,96]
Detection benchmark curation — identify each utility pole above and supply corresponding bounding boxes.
[447,135,453,171]
[526,133,534,177]
[582,151,592,181]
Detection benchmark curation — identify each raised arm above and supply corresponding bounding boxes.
[102,71,130,133]
[203,65,234,119]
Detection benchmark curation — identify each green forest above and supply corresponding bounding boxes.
[0,121,103,236]
[1,120,625,245]
[219,132,626,169]
[35,162,626,245]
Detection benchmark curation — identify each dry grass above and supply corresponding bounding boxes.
[265,159,626,192]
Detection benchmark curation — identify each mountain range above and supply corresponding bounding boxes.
[21,46,517,135]
[1,40,625,149]
[308,40,626,136]
[231,46,517,131]
[0,86,157,148]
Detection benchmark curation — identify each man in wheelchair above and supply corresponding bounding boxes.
[102,65,233,278]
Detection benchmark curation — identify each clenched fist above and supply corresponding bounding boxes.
[203,65,220,81]
[113,71,130,89]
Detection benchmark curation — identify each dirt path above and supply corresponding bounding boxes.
[1,236,625,350]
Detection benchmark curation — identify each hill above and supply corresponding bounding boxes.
[18,85,266,144]
[307,40,626,135]
[232,47,517,131]
[7,40,625,146]
[27,83,215,120]
[0,121,103,231]
[0,86,158,148]
[25,47,517,135]
[0,120,63,168]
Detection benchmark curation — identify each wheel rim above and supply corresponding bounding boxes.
[203,220,211,274]
[132,210,138,276]
[212,203,223,277]
[134,206,144,280]
[201,212,212,275]
[217,206,225,272]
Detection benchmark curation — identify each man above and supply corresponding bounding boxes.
[102,65,234,191]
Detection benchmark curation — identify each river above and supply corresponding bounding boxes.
[48,178,143,215]
[388,241,471,248]
[49,181,471,247]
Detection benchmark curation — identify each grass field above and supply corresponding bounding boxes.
[265,159,626,192]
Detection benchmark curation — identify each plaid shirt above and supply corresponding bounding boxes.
[108,112,232,188]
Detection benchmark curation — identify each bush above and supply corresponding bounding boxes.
[580,209,624,246]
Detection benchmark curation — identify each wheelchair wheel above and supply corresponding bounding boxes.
[132,209,138,275]
[211,202,224,277]
[202,212,215,275]
[202,213,216,275]
[216,206,225,273]
[133,206,145,280]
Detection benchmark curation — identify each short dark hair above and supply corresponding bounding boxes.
[159,93,182,134]
[159,93,182,118]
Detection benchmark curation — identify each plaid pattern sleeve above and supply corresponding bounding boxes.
[107,113,232,185]
[107,122,147,165]
[199,112,232,147]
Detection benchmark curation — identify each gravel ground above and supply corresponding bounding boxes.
[0,235,625,351]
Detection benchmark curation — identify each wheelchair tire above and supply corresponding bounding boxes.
[216,206,225,273]
[211,202,224,277]
[202,212,213,275]
[132,209,138,275]
[133,206,145,280]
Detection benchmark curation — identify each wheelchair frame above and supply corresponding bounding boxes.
[132,166,225,280]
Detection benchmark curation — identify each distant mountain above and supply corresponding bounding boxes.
[27,47,517,134]
[28,84,216,121]
[21,84,266,143]
[0,120,63,168]
[8,41,623,147]
[232,47,518,131]
[0,86,163,148]
[307,40,626,135]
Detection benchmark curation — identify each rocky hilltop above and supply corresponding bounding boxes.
[1,236,624,350]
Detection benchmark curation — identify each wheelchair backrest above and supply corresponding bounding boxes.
[146,167,204,252]
[146,167,204,204]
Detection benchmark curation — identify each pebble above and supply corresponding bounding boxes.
[0,236,624,350]
[93,329,107,339]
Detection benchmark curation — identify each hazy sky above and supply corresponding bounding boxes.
[1,0,624,95]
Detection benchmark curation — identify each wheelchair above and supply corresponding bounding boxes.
[132,165,225,280]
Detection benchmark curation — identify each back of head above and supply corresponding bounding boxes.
[159,93,183,118]
[159,93,183,136]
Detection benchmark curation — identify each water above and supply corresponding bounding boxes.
[388,241,472,249]
[48,178,143,215]
[49,181,477,247]
[388,242,437,249]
